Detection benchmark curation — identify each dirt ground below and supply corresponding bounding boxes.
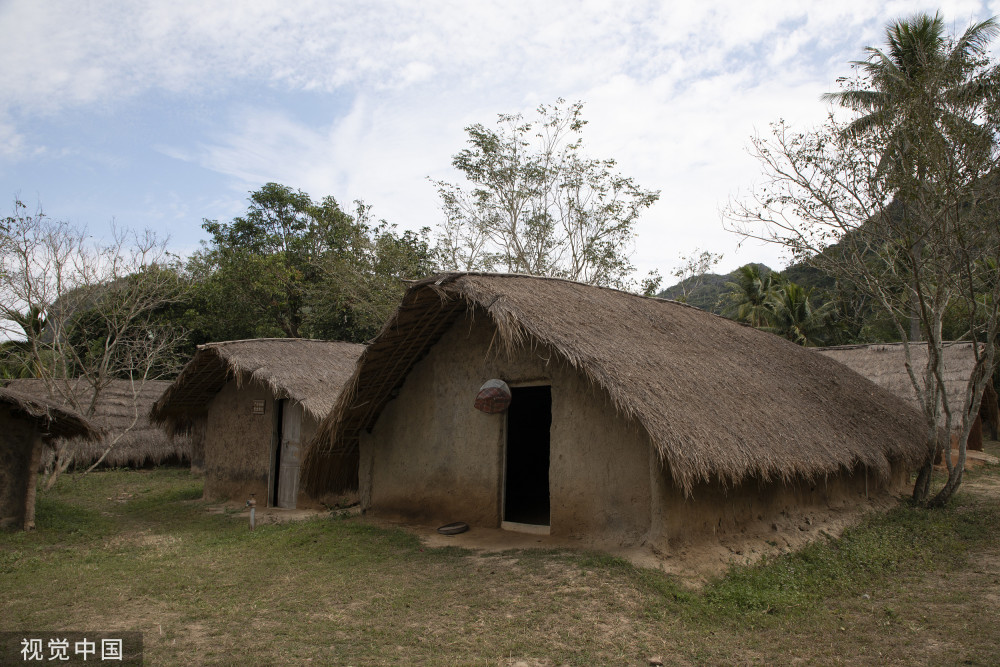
[211,444,1000,582]
[206,500,360,525]
[394,493,899,582]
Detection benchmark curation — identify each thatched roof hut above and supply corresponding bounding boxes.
[150,339,364,507]
[815,342,979,419]
[4,378,189,468]
[305,272,927,550]
[815,341,999,449]
[0,388,102,441]
[1,387,100,530]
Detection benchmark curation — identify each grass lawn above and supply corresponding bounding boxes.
[2,451,999,666]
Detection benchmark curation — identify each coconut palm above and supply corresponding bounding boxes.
[766,282,838,347]
[720,264,777,328]
[822,12,998,182]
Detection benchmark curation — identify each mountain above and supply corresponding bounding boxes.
[657,263,774,314]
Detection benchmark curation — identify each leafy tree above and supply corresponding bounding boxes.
[432,99,660,290]
[727,13,1000,506]
[823,12,997,182]
[670,248,723,303]
[190,184,433,343]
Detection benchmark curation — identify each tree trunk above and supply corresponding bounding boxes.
[929,462,964,507]
[22,434,43,530]
[43,443,73,492]
[912,455,934,503]
[909,308,922,341]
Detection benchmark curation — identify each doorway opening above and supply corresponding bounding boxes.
[503,385,551,530]
[269,399,285,507]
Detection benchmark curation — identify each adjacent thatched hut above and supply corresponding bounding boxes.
[304,273,927,550]
[816,342,998,448]
[150,339,364,508]
[0,388,100,530]
[4,379,191,468]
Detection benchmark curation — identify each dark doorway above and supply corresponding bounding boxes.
[504,385,551,526]
[270,399,285,507]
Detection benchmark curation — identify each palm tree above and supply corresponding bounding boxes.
[823,12,998,341]
[822,12,998,182]
[766,282,838,347]
[720,264,777,328]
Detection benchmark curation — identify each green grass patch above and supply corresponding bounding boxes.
[1,465,999,665]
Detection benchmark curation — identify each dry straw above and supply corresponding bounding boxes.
[816,342,981,426]
[305,272,928,496]
[152,338,365,492]
[0,386,101,441]
[151,338,365,429]
[6,378,185,467]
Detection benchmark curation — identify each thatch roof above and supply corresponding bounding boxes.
[306,272,928,495]
[815,342,981,422]
[5,378,189,467]
[0,387,101,441]
[150,338,365,433]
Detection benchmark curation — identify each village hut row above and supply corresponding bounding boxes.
[0,388,100,530]
[298,272,928,548]
[4,378,192,469]
[816,342,1000,448]
[150,339,364,509]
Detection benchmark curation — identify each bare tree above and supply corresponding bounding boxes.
[671,248,723,303]
[727,114,1000,505]
[1,198,188,486]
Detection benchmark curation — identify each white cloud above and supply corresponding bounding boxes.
[6,0,1000,278]
[0,115,26,159]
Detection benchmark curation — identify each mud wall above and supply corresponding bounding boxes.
[204,378,275,502]
[203,378,322,507]
[0,407,38,528]
[360,311,652,544]
[650,458,912,547]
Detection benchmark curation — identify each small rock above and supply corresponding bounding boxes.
[648,657,664,666]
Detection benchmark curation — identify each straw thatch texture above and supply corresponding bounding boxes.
[150,338,365,430]
[5,378,188,467]
[151,338,365,496]
[816,342,981,428]
[307,272,928,496]
[0,387,101,441]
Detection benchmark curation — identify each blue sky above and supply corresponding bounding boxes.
[2,0,998,280]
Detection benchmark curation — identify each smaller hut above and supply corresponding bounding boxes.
[0,388,100,530]
[4,379,192,469]
[150,339,364,508]
[816,342,998,449]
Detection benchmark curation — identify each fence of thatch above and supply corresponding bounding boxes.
[4,378,190,468]
[304,272,928,496]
